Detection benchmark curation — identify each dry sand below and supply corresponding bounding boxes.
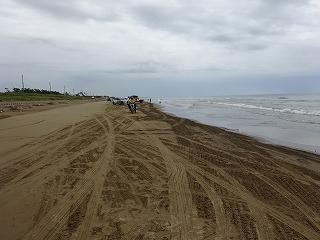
[0,100,92,120]
[0,102,320,240]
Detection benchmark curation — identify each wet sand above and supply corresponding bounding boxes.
[0,102,320,239]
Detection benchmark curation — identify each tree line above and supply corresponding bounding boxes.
[6,88,63,95]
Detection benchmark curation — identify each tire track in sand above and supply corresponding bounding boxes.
[0,124,76,188]
[133,120,195,240]
[76,116,115,240]
[23,115,115,240]
[189,170,236,240]
[165,128,320,240]
[186,162,320,240]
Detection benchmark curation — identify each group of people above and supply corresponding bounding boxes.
[125,96,158,113]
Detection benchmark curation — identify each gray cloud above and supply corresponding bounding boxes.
[13,0,118,21]
[129,0,312,51]
[0,0,319,95]
[99,61,174,74]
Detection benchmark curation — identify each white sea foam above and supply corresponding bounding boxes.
[211,102,320,116]
[162,94,320,119]
[161,94,320,152]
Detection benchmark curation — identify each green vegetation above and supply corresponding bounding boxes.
[0,88,88,101]
[0,92,87,101]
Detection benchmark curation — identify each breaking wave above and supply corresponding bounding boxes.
[211,102,320,116]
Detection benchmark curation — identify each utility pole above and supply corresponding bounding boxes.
[63,85,66,95]
[21,74,25,90]
[72,88,75,95]
[49,82,52,92]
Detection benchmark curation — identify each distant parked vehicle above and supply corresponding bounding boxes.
[112,98,123,105]
[120,98,128,105]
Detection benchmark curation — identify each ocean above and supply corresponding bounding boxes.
[159,94,320,153]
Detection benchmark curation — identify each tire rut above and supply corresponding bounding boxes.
[23,116,115,240]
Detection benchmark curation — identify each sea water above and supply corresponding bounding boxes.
[160,94,320,153]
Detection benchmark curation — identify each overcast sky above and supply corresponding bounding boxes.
[1,0,320,96]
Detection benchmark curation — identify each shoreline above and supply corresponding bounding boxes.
[156,103,320,156]
[151,103,320,159]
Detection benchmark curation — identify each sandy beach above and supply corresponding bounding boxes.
[1,101,320,240]
[0,100,92,120]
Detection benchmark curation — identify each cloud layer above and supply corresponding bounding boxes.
[0,0,319,95]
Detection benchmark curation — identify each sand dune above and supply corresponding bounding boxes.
[1,102,320,239]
